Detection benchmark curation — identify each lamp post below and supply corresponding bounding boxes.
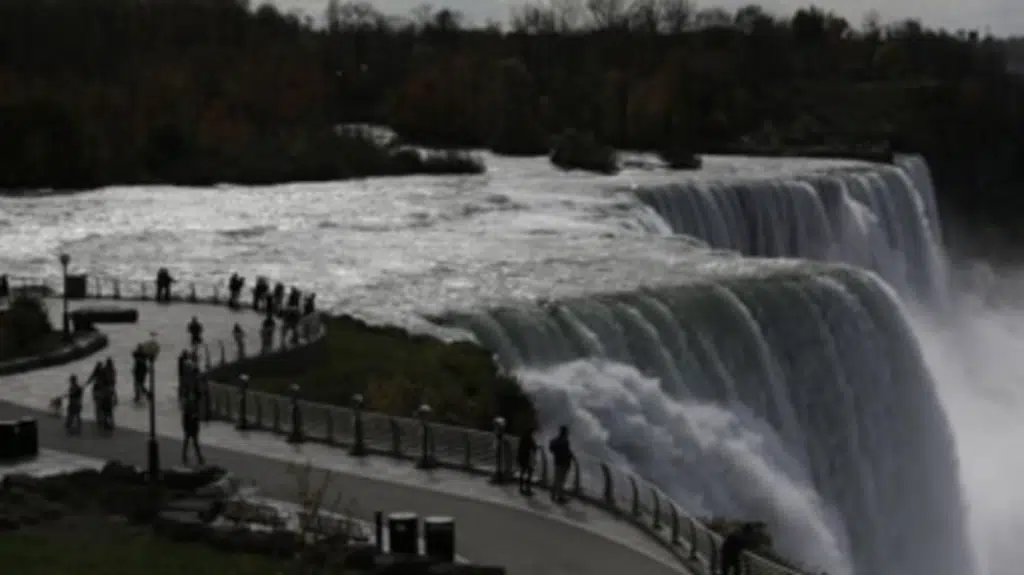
[491,416,506,484]
[59,254,70,339]
[140,332,161,481]
[416,404,434,470]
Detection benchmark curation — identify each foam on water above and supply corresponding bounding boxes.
[0,153,1016,575]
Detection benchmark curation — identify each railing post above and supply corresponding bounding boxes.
[490,417,506,484]
[219,341,227,365]
[416,404,435,470]
[389,418,401,457]
[629,477,640,517]
[688,518,697,559]
[669,505,679,543]
[462,431,472,470]
[651,488,661,529]
[272,400,281,433]
[236,374,249,431]
[572,460,582,496]
[113,279,121,299]
[213,286,220,304]
[287,384,304,444]
[189,282,198,303]
[203,345,211,371]
[253,395,263,428]
[351,394,367,456]
[600,463,613,506]
[141,282,148,300]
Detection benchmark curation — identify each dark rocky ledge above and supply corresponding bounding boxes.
[0,330,108,376]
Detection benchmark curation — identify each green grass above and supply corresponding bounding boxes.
[0,516,290,575]
[217,315,537,433]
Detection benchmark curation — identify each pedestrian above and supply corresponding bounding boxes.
[720,523,756,575]
[87,361,106,429]
[517,427,538,495]
[548,425,574,504]
[260,315,275,353]
[104,357,118,408]
[155,268,175,302]
[187,316,204,350]
[232,323,246,358]
[132,344,148,403]
[65,375,83,434]
[181,389,205,466]
[252,277,269,311]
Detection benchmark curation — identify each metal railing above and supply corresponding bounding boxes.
[4,273,805,575]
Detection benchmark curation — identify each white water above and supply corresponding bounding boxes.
[0,152,1018,575]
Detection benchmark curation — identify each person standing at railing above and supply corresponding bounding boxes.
[155,268,175,302]
[720,523,757,575]
[303,293,315,316]
[548,425,575,505]
[65,375,83,434]
[232,323,246,358]
[271,282,286,313]
[228,273,245,309]
[252,277,269,311]
[517,427,538,496]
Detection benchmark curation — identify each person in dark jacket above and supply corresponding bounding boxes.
[132,344,148,403]
[65,375,83,434]
[155,268,175,302]
[548,425,574,504]
[181,389,205,466]
[187,316,204,349]
[720,523,757,575]
[517,427,538,495]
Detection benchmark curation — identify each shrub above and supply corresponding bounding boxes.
[0,296,57,361]
[549,129,619,174]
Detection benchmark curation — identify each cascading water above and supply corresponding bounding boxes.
[630,155,948,306]
[441,156,974,575]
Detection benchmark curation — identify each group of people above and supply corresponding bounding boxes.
[63,357,121,434]
[515,425,576,504]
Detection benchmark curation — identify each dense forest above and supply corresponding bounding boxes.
[1,0,1023,239]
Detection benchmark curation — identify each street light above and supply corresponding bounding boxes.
[59,254,70,339]
[140,332,161,481]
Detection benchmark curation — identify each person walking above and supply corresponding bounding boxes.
[548,425,574,504]
[65,375,83,434]
[517,427,538,496]
[232,323,246,358]
[104,357,118,408]
[181,389,205,466]
[132,344,148,404]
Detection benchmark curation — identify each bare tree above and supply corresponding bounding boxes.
[286,459,362,573]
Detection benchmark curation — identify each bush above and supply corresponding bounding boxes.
[549,130,619,174]
[0,296,58,361]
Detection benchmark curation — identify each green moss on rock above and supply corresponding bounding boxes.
[221,315,537,433]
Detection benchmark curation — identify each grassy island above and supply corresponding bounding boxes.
[211,315,537,433]
[0,297,63,363]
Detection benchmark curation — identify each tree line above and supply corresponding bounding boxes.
[1,0,1022,237]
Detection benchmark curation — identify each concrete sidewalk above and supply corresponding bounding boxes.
[0,299,688,575]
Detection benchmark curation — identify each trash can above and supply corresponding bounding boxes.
[422,516,455,562]
[0,421,18,462]
[65,274,88,300]
[16,418,38,459]
[387,512,418,555]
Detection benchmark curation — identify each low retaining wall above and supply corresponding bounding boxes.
[0,331,108,376]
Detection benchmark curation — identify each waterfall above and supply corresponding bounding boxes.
[434,156,976,575]
[442,267,972,575]
[630,155,949,305]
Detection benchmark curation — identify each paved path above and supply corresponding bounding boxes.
[0,299,687,575]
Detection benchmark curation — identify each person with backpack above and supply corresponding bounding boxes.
[548,425,574,504]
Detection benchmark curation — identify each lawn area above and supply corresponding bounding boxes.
[0,516,291,575]
[213,315,536,433]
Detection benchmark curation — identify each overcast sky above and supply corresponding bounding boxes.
[267,0,1023,36]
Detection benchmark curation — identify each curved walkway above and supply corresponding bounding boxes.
[0,295,687,575]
